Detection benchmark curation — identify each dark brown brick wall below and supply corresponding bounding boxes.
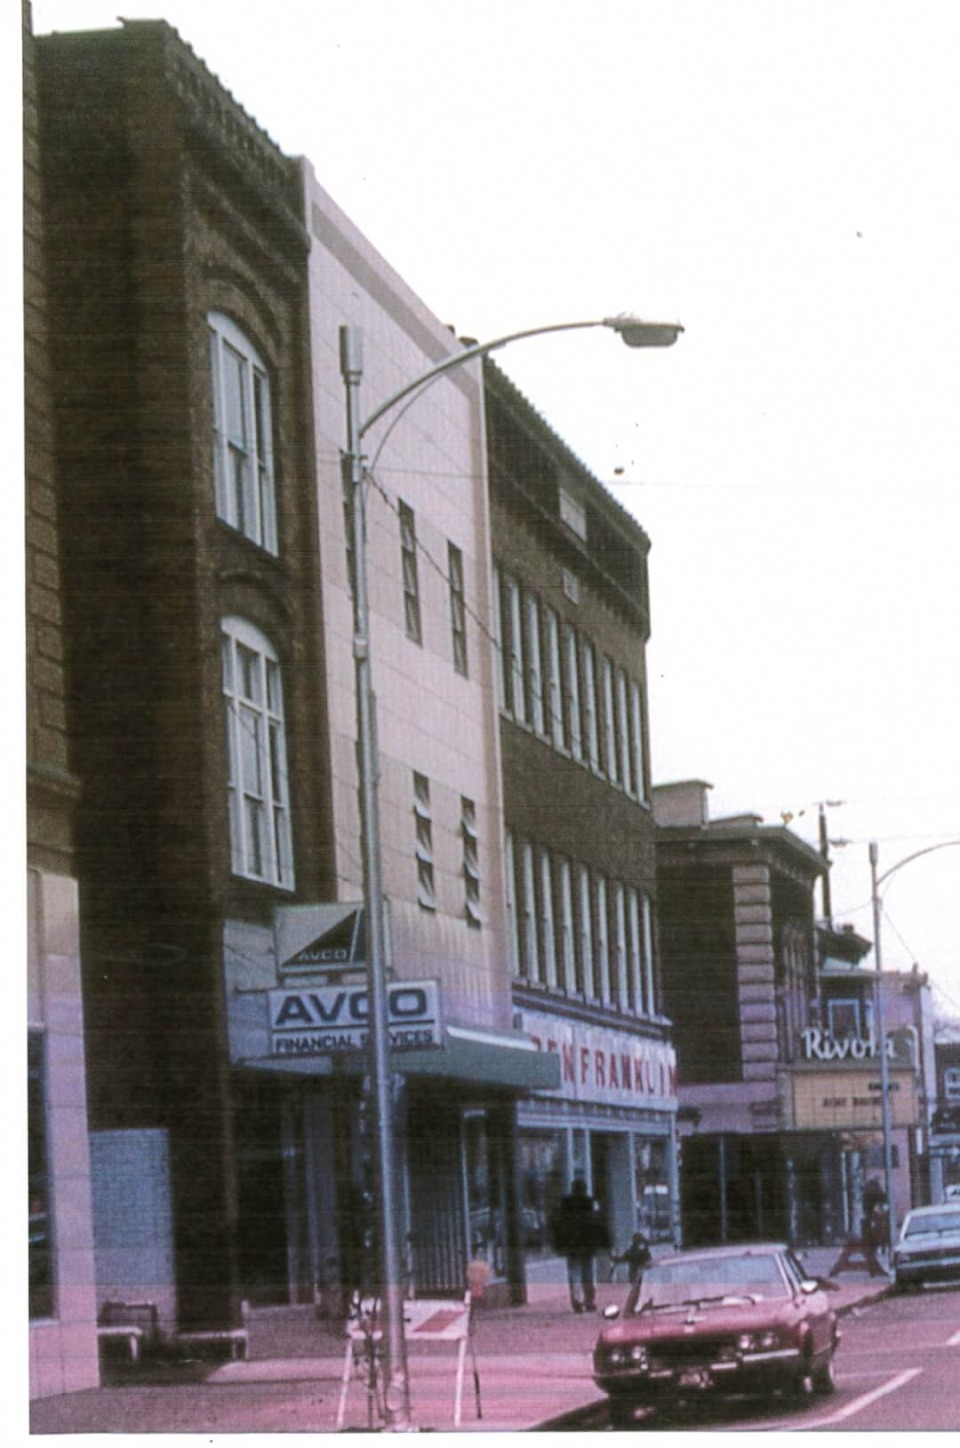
[24,0,80,872]
[36,20,330,1327]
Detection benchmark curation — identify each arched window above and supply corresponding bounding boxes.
[221,617,293,888]
[208,312,277,553]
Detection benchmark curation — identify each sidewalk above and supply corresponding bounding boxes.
[29,1253,890,1435]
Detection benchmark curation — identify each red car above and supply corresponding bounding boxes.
[593,1243,839,1426]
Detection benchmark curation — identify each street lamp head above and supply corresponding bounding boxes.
[604,314,684,348]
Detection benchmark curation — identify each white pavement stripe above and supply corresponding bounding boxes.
[946,1329,960,1347]
[788,1368,923,1431]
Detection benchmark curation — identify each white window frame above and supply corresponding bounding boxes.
[520,839,539,981]
[595,872,611,1004]
[536,848,556,988]
[602,655,619,784]
[504,830,520,974]
[525,592,545,735]
[627,887,643,1014]
[616,668,632,795]
[505,576,526,724]
[414,771,435,910]
[577,864,596,999]
[613,881,629,1010]
[209,312,277,553]
[582,639,601,771]
[641,890,656,1016]
[545,607,565,749]
[558,857,577,995]
[461,796,481,928]
[630,679,648,803]
[221,616,293,888]
[449,542,468,677]
[563,624,583,761]
[400,501,423,645]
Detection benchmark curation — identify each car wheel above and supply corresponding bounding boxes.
[608,1396,643,1429]
[812,1355,836,1396]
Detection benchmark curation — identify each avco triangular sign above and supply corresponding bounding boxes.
[281,907,365,973]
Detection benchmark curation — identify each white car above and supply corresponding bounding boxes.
[892,1203,960,1291]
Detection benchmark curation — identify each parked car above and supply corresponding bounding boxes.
[593,1243,839,1426]
[892,1203,960,1291]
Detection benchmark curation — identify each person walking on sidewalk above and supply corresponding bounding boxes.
[549,1175,610,1313]
[830,1180,888,1278]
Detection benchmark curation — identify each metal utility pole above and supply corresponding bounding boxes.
[869,841,897,1259]
[340,325,412,1430]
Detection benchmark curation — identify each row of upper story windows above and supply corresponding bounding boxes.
[505,829,659,1020]
[492,563,649,802]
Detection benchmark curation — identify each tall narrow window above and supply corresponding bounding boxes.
[413,772,435,909]
[538,848,557,988]
[577,865,596,999]
[504,830,520,973]
[492,564,506,708]
[461,796,481,927]
[505,576,526,724]
[558,858,576,995]
[613,881,629,1010]
[563,624,583,760]
[525,592,545,734]
[630,680,648,803]
[641,890,656,1015]
[209,312,277,553]
[582,640,600,771]
[595,872,611,1004]
[448,543,468,676]
[400,502,422,644]
[601,656,619,784]
[545,607,565,749]
[222,617,294,888]
[616,668,632,794]
[627,887,643,1013]
[520,840,539,981]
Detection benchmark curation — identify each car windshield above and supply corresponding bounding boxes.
[904,1211,960,1238]
[631,1253,788,1312]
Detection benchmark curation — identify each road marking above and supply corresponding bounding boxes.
[946,1329,960,1347]
[787,1368,922,1430]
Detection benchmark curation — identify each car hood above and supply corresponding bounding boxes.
[599,1298,800,1345]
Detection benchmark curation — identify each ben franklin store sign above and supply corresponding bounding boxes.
[520,1009,677,1109]
[269,981,441,1056]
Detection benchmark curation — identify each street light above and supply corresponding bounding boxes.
[869,838,960,1258]
[339,314,681,1429]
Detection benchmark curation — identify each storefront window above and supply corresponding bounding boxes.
[463,1110,508,1277]
[634,1136,672,1242]
[517,1130,567,1259]
[29,1031,53,1319]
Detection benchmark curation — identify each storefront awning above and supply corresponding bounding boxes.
[231,1022,561,1092]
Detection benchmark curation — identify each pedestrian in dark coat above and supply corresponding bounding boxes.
[549,1175,610,1312]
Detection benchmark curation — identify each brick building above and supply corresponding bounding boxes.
[36,18,326,1333]
[485,360,679,1274]
[25,0,100,1398]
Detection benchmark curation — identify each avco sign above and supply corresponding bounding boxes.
[268,980,440,1056]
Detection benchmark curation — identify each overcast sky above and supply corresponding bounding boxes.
[25,0,960,1015]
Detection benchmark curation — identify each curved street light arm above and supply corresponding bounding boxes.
[357,315,682,439]
[876,839,960,890]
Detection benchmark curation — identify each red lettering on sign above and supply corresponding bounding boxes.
[580,1046,590,1084]
[595,1050,605,1087]
[634,1057,645,1093]
[562,1043,575,1084]
[609,1053,619,1089]
[530,1034,542,1051]
[621,1054,632,1091]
